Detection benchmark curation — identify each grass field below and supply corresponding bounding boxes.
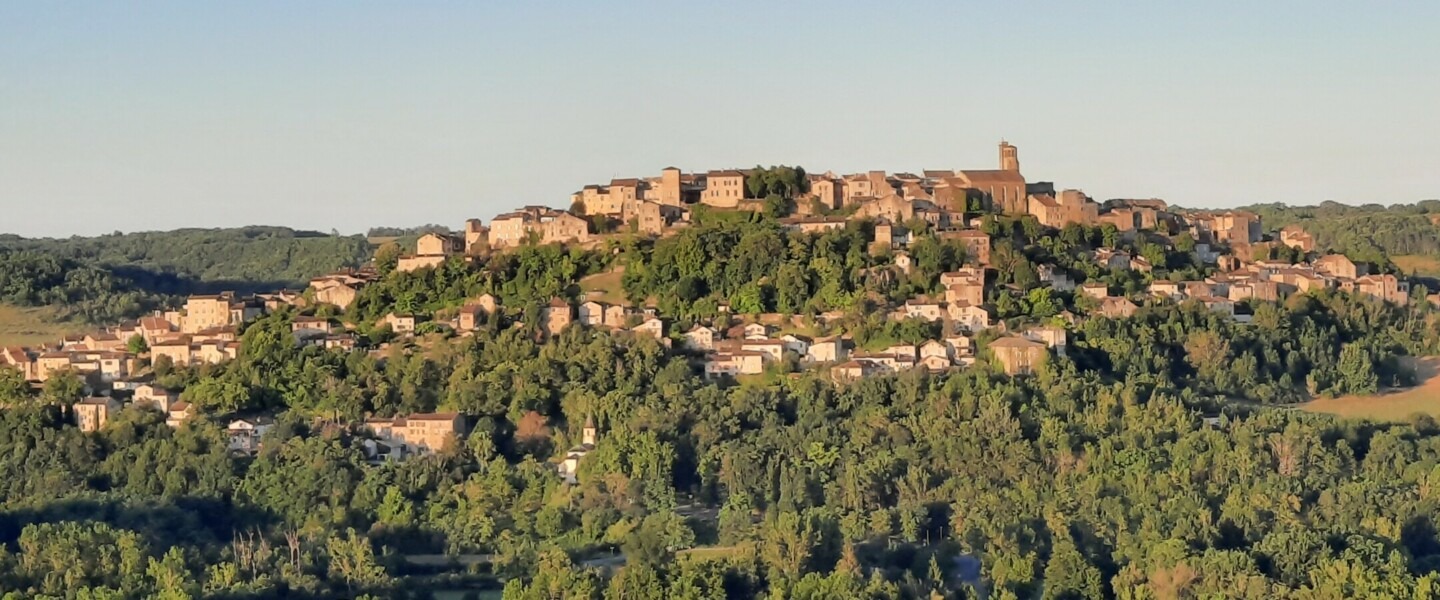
[1300,356,1440,422]
[0,304,85,347]
[579,266,628,304]
[678,544,749,562]
[1393,254,1440,277]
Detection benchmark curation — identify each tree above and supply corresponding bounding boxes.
[147,547,196,599]
[0,366,29,404]
[1337,343,1378,395]
[374,242,403,276]
[326,529,386,592]
[761,512,814,581]
[127,334,149,354]
[42,368,86,404]
[184,376,251,414]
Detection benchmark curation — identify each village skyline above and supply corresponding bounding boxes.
[6,2,1440,238]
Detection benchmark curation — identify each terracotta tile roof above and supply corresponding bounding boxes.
[406,412,460,421]
[989,336,1045,349]
[956,169,1025,184]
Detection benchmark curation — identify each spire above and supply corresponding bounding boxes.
[582,415,597,446]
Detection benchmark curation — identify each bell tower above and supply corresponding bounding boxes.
[582,415,597,446]
[999,140,1020,172]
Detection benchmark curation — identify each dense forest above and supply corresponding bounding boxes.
[1242,201,1440,266]
[0,227,371,323]
[5,207,1440,597]
[4,293,1440,598]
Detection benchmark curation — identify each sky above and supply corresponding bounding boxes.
[2,1,1439,238]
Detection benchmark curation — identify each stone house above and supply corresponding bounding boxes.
[989,336,1047,376]
[1022,326,1068,355]
[805,337,845,363]
[133,384,178,412]
[630,318,665,340]
[948,302,990,332]
[919,339,950,361]
[227,417,275,455]
[940,229,991,265]
[945,281,985,307]
[944,336,974,357]
[1150,280,1182,300]
[1280,225,1315,252]
[1095,249,1132,271]
[379,313,418,334]
[488,207,590,248]
[543,298,573,336]
[831,360,876,382]
[74,397,121,433]
[739,340,786,363]
[291,316,333,340]
[683,325,718,351]
[919,354,954,372]
[1356,274,1409,305]
[1080,283,1110,299]
[779,334,811,356]
[703,351,766,378]
[1098,297,1139,319]
[902,299,945,322]
[366,413,465,457]
[456,305,486,332]
[700,170,746,208]
[165,401,195,428]
[578,301,607,327]
[1314,254,1361,280]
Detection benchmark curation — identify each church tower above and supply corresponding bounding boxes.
[582,415,597,447]
[999,140,1020,172]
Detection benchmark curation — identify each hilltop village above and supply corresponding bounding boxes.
[1,142,1429,467]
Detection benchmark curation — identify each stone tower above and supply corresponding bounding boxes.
[999,140,1020,172]
[659,167,682,206]
[582,415,597,446]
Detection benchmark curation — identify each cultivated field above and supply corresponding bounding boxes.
[1301,356,1440,422]
[1393,254,1440,277]
[0,304,85,347]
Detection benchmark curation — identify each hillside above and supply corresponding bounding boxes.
[0,227,371,324]
[1243,201,1440,267]
[0,226,372,286]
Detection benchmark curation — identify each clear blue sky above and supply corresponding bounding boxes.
[3,1,1438,237]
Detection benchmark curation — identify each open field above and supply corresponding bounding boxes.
[0,304,86,347]
[1393,254,1440,277]
[1300,356,1440,422]
[579,266,628,304]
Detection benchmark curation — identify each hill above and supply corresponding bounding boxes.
[1242,200,1440,267]
[0,226,371,324]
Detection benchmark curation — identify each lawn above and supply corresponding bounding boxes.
[1300,357,1440,422]
[0,304,86,347]
[1393,254,1440,277]
[578,266,629,304]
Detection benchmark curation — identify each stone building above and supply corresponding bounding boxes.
[950,141,1027,214]
[701,170,746,208]
[989,336,1047,376]
[488,207,590,248]
[366,412,465,457]
[74,397,121,433]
